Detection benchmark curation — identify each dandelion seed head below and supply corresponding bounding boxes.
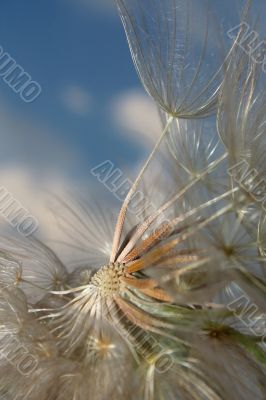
[0,2,266,399]
[91,262,126,297]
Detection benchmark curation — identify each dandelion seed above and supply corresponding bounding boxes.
[115,0,247,118]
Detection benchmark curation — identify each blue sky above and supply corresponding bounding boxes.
[0,0,265,240]
[0,0,265,184]
[0,0,146,181]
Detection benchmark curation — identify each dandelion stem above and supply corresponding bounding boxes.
[110,115,174,263]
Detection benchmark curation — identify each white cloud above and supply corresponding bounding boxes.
[0,165,120,273]
[60,85,92,116]
[110,90,162,148]
[0,168,66,239]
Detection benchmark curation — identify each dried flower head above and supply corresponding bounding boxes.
[0,1,265,399]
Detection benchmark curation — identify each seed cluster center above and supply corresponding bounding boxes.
[91,262,125,296]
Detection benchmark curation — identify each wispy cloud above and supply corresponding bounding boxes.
[110,90,161,148]
[0,167,65,239]
[60,85,92,116]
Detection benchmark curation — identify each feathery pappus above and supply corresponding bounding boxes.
[0,0,265,399]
